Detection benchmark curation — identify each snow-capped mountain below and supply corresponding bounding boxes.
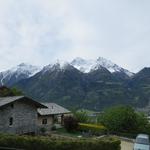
[0,57,134,87]
[13,60,150,111]
[71,57,133,76]
[0,63,41,86]
[42,60,70,74]
[1,57,149,111]
[40,57,133,77]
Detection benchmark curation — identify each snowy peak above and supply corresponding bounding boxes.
[71,57,94,73]
[42,60,75,74]
[41,57,133,77]
[8,63,41,77]
[0,63,41,86]
[71,57,134,76]
[95,57,122,72]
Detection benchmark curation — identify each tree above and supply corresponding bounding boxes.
[40,127,47,135]
[74,110,89,123]
[64,116,78,132]
[136,112,149,133]
[0,86,23,97]
[99,106,139,133]
[11,88,23,96]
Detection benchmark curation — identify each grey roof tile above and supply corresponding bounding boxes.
[38,103,71,115]
[0,96,47,108]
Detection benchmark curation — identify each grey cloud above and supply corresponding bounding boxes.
[0,0,149,72]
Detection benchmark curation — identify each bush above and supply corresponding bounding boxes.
[51,125,57,131]
[0,134,121,150]
[74,111,89,123]
[99,106,146,133]
[136,112,150,133]
[40,127,47,135]
[64,116,78,132]
[78,123,107,135]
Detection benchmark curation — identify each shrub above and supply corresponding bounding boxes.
[78,123,107,135]
[51,125,57,131]
[64,116,78,132]
[74,111,89,123]
[98,106,150,135]
[99,106,140,133]
[0,134,121,150]
[40,127,47,135]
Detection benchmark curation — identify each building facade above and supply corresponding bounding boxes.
[0,96,46,134]
[38,103,71,131]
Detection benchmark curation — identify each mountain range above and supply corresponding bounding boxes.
[0,57,149,111]
[0,63,41,86]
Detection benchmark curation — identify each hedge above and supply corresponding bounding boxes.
[78,123,108,135]
[0,134,120,150]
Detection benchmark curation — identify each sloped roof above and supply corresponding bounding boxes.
[0,96,47,108]
[38,103,71,116]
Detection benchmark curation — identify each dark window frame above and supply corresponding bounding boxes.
[10,103,14,108]
[42,118,47,125]
[9,117,13,126]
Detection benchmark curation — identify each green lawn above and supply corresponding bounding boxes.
[54,128,82,138]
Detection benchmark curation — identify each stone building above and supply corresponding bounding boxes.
[0,96,47,134]
[37,103,71,131]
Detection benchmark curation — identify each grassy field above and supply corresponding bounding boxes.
[54,128,82,138]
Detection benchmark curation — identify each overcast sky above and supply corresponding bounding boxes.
[0,0,149,72]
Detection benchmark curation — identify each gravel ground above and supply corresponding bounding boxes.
[121,140,134,150]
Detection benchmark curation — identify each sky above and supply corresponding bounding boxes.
[0,0,150,72]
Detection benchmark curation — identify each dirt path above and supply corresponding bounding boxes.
[121,140,134,150]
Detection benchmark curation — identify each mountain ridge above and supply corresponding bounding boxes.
[0,57,149,111]
[0,63,41,86]
[0,57,134,78]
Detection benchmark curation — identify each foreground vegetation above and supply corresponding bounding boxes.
[0,134,120,150]
[99,106,150,137]
[69,106,150,138]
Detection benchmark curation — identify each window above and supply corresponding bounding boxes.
[9,117,13,126]
[42,119,47,125]
[10,103,14,108]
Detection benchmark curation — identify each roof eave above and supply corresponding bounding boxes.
[38,111,71,116]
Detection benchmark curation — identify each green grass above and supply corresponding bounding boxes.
[55,128,82,138]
